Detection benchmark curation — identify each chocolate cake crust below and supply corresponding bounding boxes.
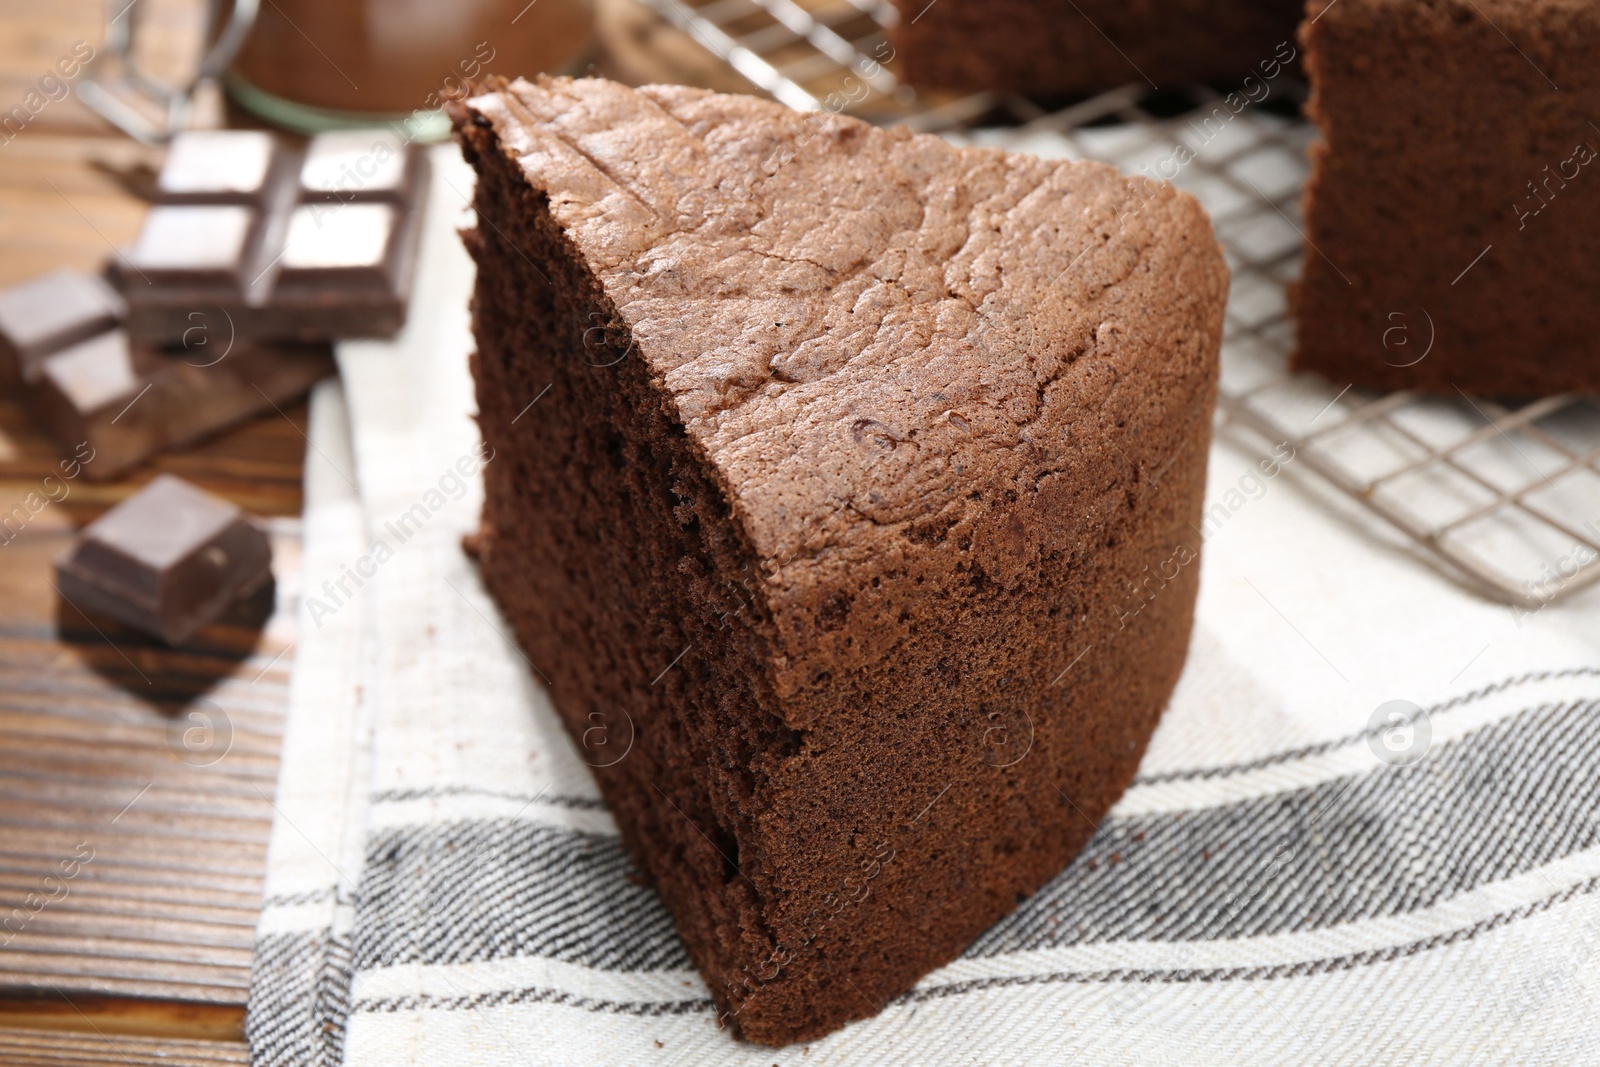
[457,75,1226,1045]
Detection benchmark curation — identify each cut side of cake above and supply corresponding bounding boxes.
[891,0,1302,97]
[1295,0,1600,396]
[455,75,1227,1046]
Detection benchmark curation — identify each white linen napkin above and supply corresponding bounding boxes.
[247,132,1600,1067]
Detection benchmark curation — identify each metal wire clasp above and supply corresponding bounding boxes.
[78,0,260,144]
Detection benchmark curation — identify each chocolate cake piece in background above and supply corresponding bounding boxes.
[1294,0,1600,396]
[890,0,1301,97]
[456,75,1226,1045]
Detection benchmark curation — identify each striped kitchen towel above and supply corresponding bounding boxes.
[246,133,1600,1067]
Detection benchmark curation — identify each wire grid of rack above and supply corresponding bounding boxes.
[634,0,1600,609]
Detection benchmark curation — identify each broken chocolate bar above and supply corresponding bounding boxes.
[113,128,430,343]
[0,269,125,386]
[0,268,334,481]
[33,329,335,481]
[55,474,273,645]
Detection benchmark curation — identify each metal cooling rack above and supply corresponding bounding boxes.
[635,0,1600,609]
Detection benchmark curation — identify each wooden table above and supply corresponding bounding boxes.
[0,1,741,1061]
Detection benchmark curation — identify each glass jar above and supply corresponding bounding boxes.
[224,0,595,140]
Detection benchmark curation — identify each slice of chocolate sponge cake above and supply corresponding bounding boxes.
[455,75,1227,1046]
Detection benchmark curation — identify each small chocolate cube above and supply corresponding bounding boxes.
[39,331,145,411]
[55,474,273,645]
[29,331,335,482]
[0,269,126,385]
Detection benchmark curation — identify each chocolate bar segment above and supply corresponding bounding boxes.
[8,267,335,481]
[0,269,126,386]
[156,130,280,204]
[276,203,398,294]
[298,130,415,202]
[124,205,257,293]
[55,474,273,645]
[33,333,164,474]
[114,128,429,342]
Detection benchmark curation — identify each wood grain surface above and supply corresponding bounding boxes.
[0,1,304,1057]
[0,422,302,1060]
[0,1024,247,1065]
[0,513,298,1005]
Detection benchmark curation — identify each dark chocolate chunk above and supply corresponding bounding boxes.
[33,332,166,474]
[0,269,126,386]
[114,128,430,342]
[32,331,335,481]
[55,474,273,645]
[6,267,335,480]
